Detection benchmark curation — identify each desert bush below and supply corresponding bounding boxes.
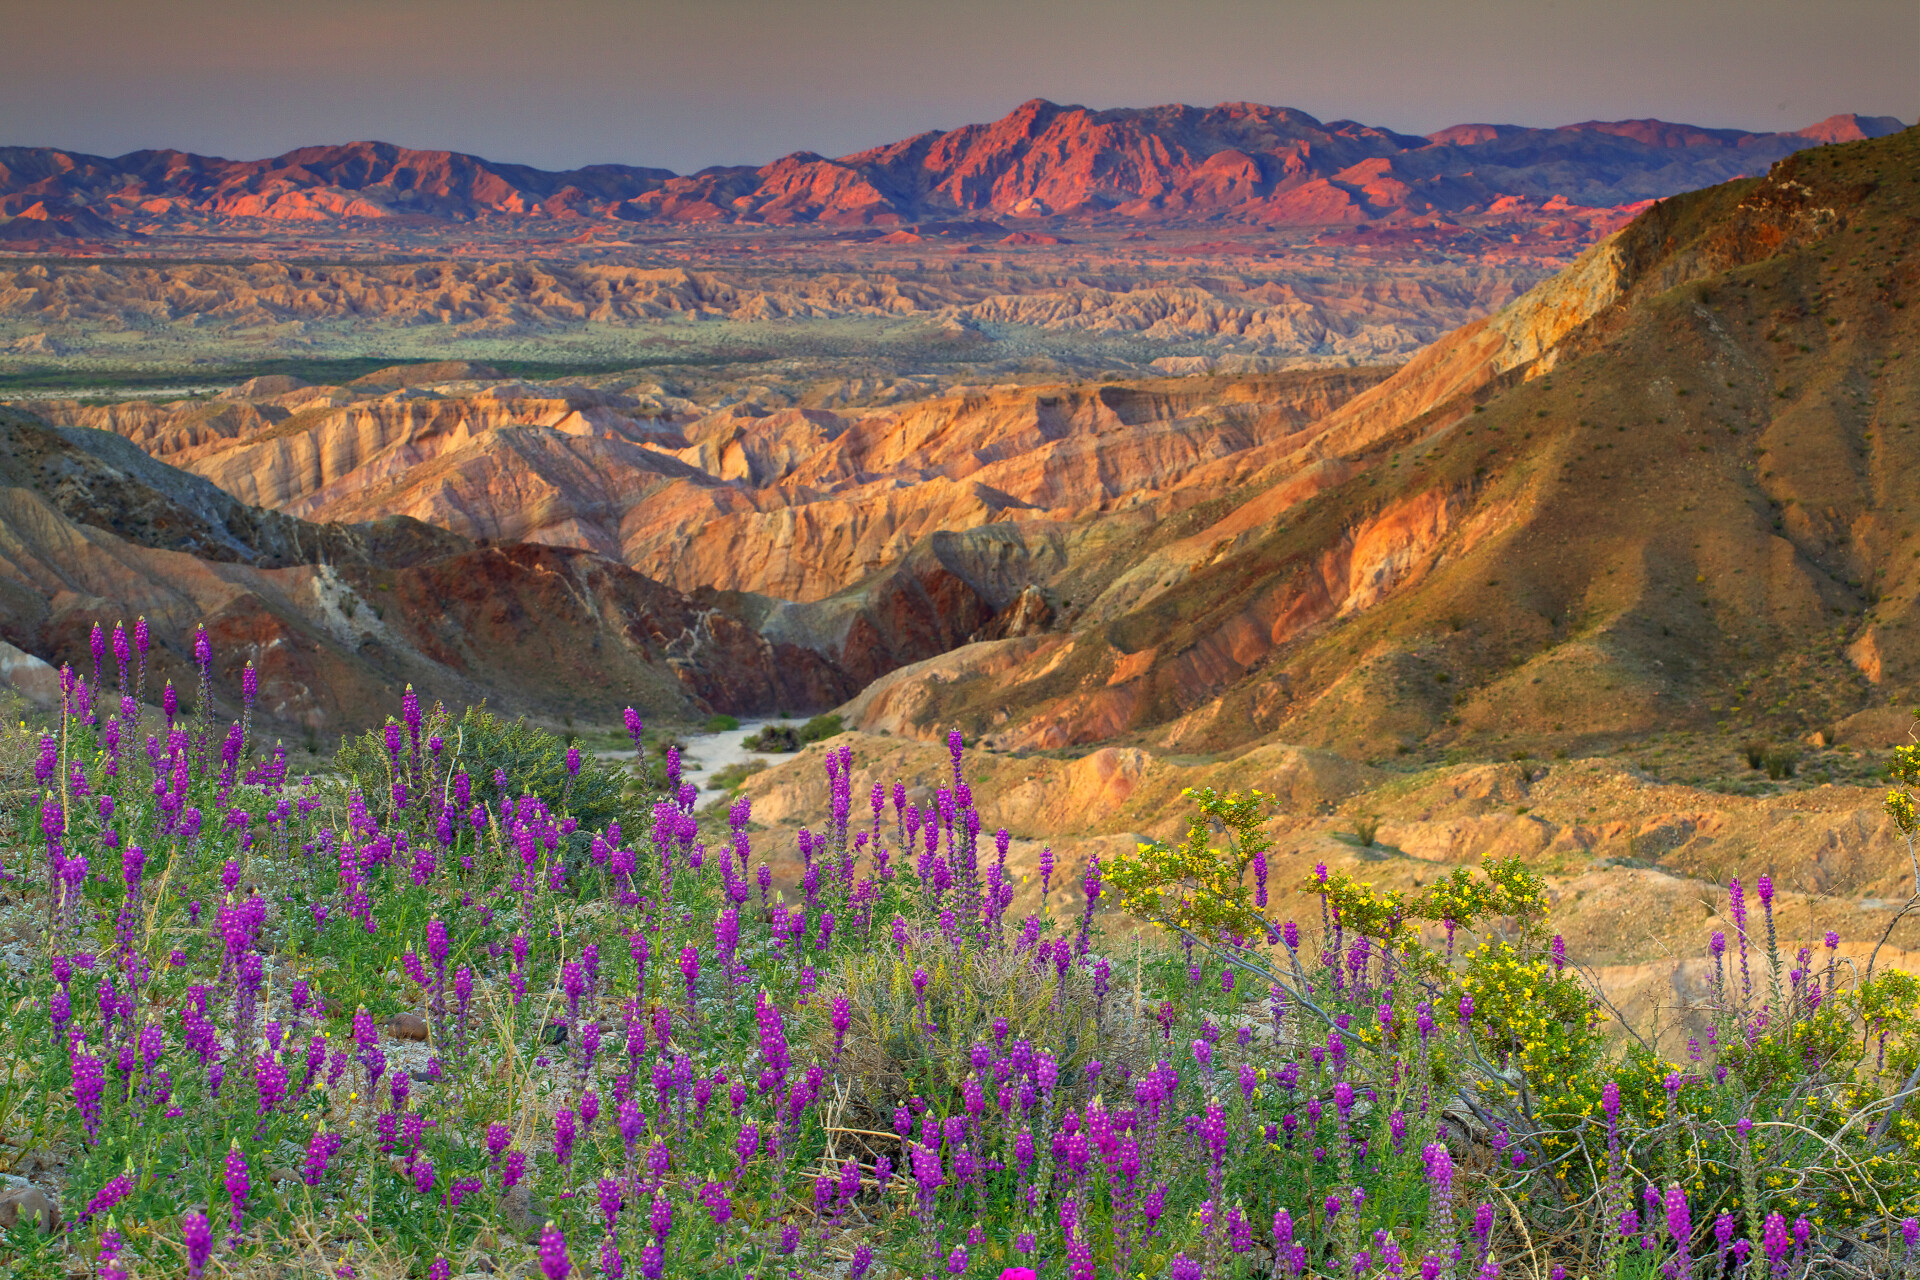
[743,723,801,752]
[335,700,640,836]
[706,759,767,793]
[819,933,1121,1135]
[798,712,844,743]
[1762,743,1800,779]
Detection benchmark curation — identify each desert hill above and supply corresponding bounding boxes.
[0,253,1542,367]
[23,366,1391,683]
[824,125,1920,759]
[0,406,853,740]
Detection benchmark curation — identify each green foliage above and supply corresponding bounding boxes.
[822,935,1121,1129]
[1107,786,1275,946]
[703,714,740,732]
[1414,855,1552,943]
[1309,865,1416,946]
[1885,741,1920,839]
[335,703,638,834]
[1762,744,1800,779]
[743,724,801,752]
[1459,940,1605,1085]
[707,759,767,794]
[797,712,843,743]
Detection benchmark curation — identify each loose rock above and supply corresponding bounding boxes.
[0,1185,59,1233]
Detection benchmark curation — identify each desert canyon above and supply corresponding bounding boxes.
[3,100,1918,999]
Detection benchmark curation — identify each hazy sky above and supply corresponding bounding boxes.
[3,0,1913,172]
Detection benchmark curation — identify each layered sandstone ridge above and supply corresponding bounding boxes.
[26,366,1394,685]
[31,365,1387,590]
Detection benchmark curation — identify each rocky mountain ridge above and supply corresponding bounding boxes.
[2,103,1901,242]
[27,123,1920,759]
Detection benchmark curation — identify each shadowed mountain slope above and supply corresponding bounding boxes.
[0,407,853,739]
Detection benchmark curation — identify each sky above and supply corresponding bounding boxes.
[2,0,1914,173]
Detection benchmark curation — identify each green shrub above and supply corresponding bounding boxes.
[743,724,801,752]
[798,712,844,743]
[335,703,639,834]
[703,713,740,732]
[1763,744,1799,779]
[707,759,767,793]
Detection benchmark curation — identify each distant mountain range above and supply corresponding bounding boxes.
[0,101,1904,241]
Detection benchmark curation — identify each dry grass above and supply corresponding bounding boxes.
[815,934,1154,1143]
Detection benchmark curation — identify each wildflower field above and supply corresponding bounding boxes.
[8,620,1920,1279]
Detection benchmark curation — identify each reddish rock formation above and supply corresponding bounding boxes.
[1,106,1900,239]
[0,407,854,737]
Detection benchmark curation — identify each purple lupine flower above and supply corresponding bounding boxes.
[1763,1211,1790,1273]
[70,1043,106,1141]
[539,1221,572,1280]
[1730,877,1752,999]
[1715,1211,1737,1271]
[304,1125,344,1186]
[680,945,700,1010]
[78,1173,134,1226]
[1664,1183,1692,1273]
[831,995,852,1059]
[648,1190,673,1245]
[224,1142,250,1242]
[182,1211,213,1279]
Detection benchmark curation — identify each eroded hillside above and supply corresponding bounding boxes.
[843,126,1920,761]
[0,406,853,740]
